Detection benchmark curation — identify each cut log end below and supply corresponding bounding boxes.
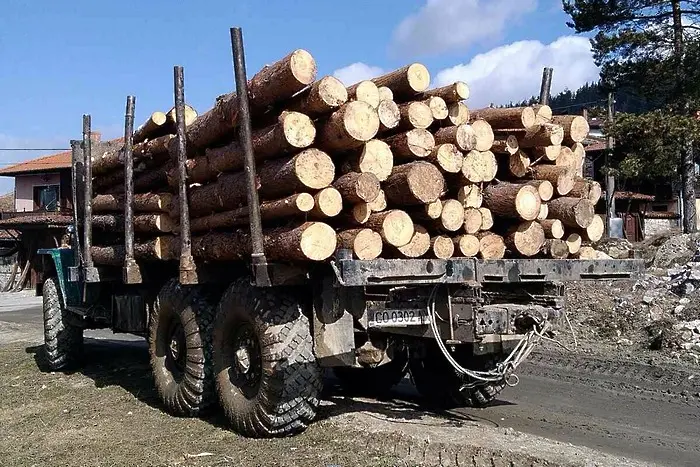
[350,139,394,182]
[348,80,380,109]
[430,236,455,259]
[396,225,431,258]
[367,190,387,212]
[429,143,464,173]
[471,119,494,152]
[367,210,415,247]
[378,100,401,131]
[540,219,565,239]
[478,233,506,259]
[378,86,394,102]
[424,96,449,120]
[337,229,383,260]
[479,207,494,231]
[549,197,595,229]
[296,222,336,261]
[292,148,336,190]
[333,172,380,204]
[400,101,434,130]
[407,63,431,94]
[566,233,582,255]
[384,161,445,205]
[463,207,482,234]
[585,215,605,243]
[438,199,464,232]
[281,111,317,149]
[424,199,443,219]
[447,102,470,126]
[319,101,380,151]
[454,234,480,257]
[457,184,483,209]
[544,239,569,259]
[311,187,343,218]
[290,49,318,86]
[507,221,545,257]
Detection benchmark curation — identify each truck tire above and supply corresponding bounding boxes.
[409,344,506,408]
[43,277,83,371]
[332,345,409,396]
[149,279,216,417]
[213,279,322,437]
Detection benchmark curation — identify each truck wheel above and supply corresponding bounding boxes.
[43,277,83,371]
[149,279,216,417]
[332,345,409,396]
[409,344,506,408]
[213,279,322,437]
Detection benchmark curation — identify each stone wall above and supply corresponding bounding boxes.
[0,252,18,287]
[645,218,681,238]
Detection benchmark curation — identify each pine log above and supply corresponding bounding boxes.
[542,239,569,259]
[367,189,387,212]
[461,150,497,183]
[187,170,250,217]
[453,234,480,257]
[378,100,401,131]
[507,150,530,178]
[492,135,519,155]
[258,148,335,199]
[397,101,433,130]
[445,102,470,126]
[342,140,393,181]
[566,233,582,255]
[529,165,575,196]
[571,142,586,164]
[574,214,604,243]
[133,112,167,144]
[540,219,565,239]
[423,96,449,120]
[105,160,173,195]
[166,104,198,133]
[505,221,545,257]
[92,214,174,234]
[479,207,494,230]
[333,172,380,204]
[472,119,495,152]
[531,145,561,162]
[317,101,379,151]
[286,76,348,116]
[483,183,541,221]
[347,80,380,109]
[429,236,454,259]
[409,200,443,222]
[377,86,394,102]
[92,193,175,213]
[309,187,343,219]
[533,105,553,124]
[189,193,315,232]
[556,146,584,178]
[463,207,483,234]
[394,225,430,258]
[548,197,595,228]
[90,237,176,266]
[343,203,371,225]
[92,148,123,176]
[434,199,464,232]
[427,143,463,173]
[537,203,549,221]
[470,107,536,129]
[525,180,554,202]
[186,49,316,150]
[384,161,444,205]
[383,128,434,159]
[337,228,383,260]
[457,184,483,208]
[477,232,506,259]
[191,222,335,262]
[518,123,564,148]
[365,210,414,247]
[569,178,602,204]
[371,63,430,99]
[433,124,475,152]
[418,82,469,104]
[552,115,589,144]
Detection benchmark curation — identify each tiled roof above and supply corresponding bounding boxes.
[0,150,72,176]
[614,191,655,201]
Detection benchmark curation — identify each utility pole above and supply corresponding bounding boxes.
[605,92,616,236]
[539,67,554,105]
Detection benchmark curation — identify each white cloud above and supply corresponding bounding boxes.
[435,36,599,108]
[391,0,538,57]
[333,62,385,86]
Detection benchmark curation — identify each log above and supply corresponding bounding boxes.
[189,193,315,232]
[286,76,348,116]
[187,170,251,216]
[576,246,602,260]
[453,234,480,257]
[418,82,469,104]
[575,214,604,243]
[505,221,545,257]
[569,178,602,204]
[506,150,530,178]
[397,101,434,130]
[309,187,343,219]
[533,105,552,124]
[410,200,443,221]
[571,142,586,164]
[556,146,584,178]
[479,207,494,230]
[191,222,336,262]
[492,135,519,155]
[483,183,541,221]
[552,115,589,144]
[433,124,475,152]
[470,107,536,129]
[532,145,561,162]
[344,203,371,225]
[394,225,430,258]
[548,197,595,228]
[461,150,498,183]
[317,101,379,151]
[565,233,582,255]
[463,207,483,234]
[540,219,565,239]
[134,161,172,193]
[429,236,454,259]
[166,104,198,132]
[457,184,482,208]
[525,180,554,202]
[518,123,564,148]
[342,139,393,181]
[258,148,335,199]
[477,232,506,259]
[133,111,167,144]
[383,128,434,159]
[472,119,495,152]
[337,228,383,260]
[537,203,548,221]
[92,193,175,213]
[186,49,316,150]
[378,86,394,102]
[434,199,464,232]
[542,239,569,259]
[365,210,414,247]
[427,143,463,173]
[371,63,430,99]
[529,165,575,196]
[333,172,380,204]
[347,80,380,109]
[90,237,176,266]
[92,214,174,234]
[445,102,470,126]
[384,161,444,205]
[423,96,448,120]
[378,100,401,131]
[367,189,387,212]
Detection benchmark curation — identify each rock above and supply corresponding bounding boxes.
[653,234,700,269]
[680,297,691,305]
[616,338,633,346]
[684,283,696,295]
[674,305,686,314]
[596,237,633,259]
[643,295,655,305]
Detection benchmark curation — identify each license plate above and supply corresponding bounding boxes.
[369,309,430,327]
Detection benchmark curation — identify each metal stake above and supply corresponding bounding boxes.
[539,67,554,106]
[82,115,98,282]
[70,139,84,268]
[123,95,142,284]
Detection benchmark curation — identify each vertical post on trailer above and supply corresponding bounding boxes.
[539,67,553,106]
[174,66,197,284]
[70,139,84,269]
[123,95,142,284]
[82,115,98,282]
[230,27,270,287]
[605,92,616,236]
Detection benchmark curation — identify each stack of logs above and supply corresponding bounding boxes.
[89,48,604,266]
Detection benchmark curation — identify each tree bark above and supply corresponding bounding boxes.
[383,129,435,159]
[90,237,176,266]
[92,214,174,233]
[542,239,569,259]
[434,124,475,152]
[309,187,343,219]
[347,80,380,109]
[531,145,561,162]
[428,236,454,259]
[384,161,444,205]
[133,112,167,144]
[365,210,414,247]
[491,135,519,155]
[457,184,482,208]
[505,150,530,178]
[341,140,393,181]
[548,197,595,228]
[477,232,506,259]
[463,207,482,234]
[333,172,380,204]
[472,120,495,152]
[470,107,536,129]
[337,228,383,260]
[393,224,430,258]
[417,81,469,104]
[505,221,545,257]
[453,234,480,257]
[518,123,564,148]
[483,183,541,221]
[397,101,434,130]
[423,96,448,120]
[540,219,565,239]
[569,178,602,204]
[285,76,348,116]
[371,63,430,100]
[427,143,463,173]
[317,101,380,151]
[377,100,401,132]
[92,193,175,213]
[408,200,443,222]
[188,171,253,216]
[529,165,575,196]
[552,115,589,144]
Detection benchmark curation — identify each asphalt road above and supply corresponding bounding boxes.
[2,295,699,466]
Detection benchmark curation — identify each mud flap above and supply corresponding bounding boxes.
[312,275,359,367]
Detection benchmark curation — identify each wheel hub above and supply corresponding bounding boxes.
[230,327,261,389]
[165,321,186,379]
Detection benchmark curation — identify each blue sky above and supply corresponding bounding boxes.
[0,0,598,193]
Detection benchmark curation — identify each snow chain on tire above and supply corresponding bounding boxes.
[43,277,83,371]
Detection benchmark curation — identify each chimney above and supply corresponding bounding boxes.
[90,131,102,143]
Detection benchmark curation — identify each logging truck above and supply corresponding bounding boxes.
[35,27,643,438]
